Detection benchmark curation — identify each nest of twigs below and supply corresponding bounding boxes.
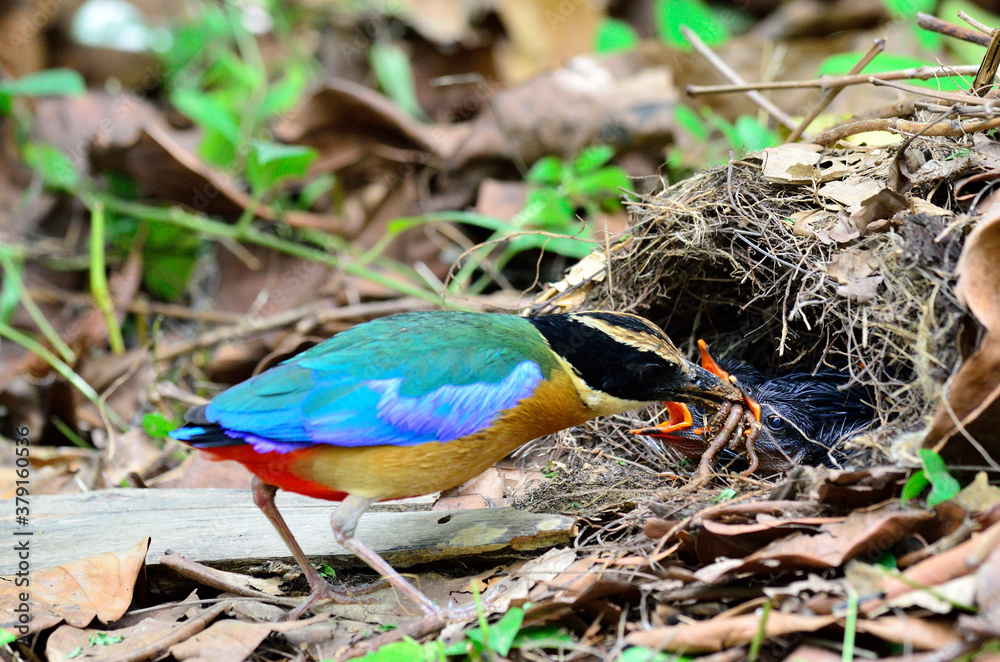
[529,136,977,489]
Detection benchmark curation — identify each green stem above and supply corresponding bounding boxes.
[0,321,124,430]
[842,589,857,662]
[88,200,126,354]
[0,248,76,363]
[749,599,772,662]
[98,195,450,306]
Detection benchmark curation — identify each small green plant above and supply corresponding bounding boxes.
[312,562,336,579]
[522,144,631,230]
[0,68,85,116]
[618,647,693,662]
[142,413,182,438]
[654,0,728,50]
[391,144,630,294]
[667,106,779,180]
[88,633,123,646]
[712,488,738,503]
[901,449,961,507]
[594,18,640,53]
[350,606,574,662]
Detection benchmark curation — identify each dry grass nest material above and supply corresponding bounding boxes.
[528,138,977,507]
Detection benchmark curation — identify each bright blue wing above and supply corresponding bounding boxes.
[195,313,550,454]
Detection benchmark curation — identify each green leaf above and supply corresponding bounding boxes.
[901,469,930,504]
[874,551,897,570]
[712,488,738,503]
[143,252,198,301]
[312,562,336,578]
[481,607,524,656]
[22,143,79,192]
[259,64,309,119]
[369,42,425,120]
[354,637,441,662]
[619,646,692,662]
[880,0,935,18]
[573,145,616,175]
[732,116,780,153]
[595,18,639,54]
[575,167,631,199]
[526,156,565,185]
[246,141,318,194]
[673,105,709,140]
[142,413,180,438]
[655,0,728,50]
[510,625,575,649]
[919,449,961,507]
[816,53,962,91]
[89,633,123,646]
[0,68,85,98]
[522,188,575,229]
[0,630,16,646]
[0,255,22,325]
[298,173,337,210]
[507,232,593,259]
[67,645,83,658]
[171,89,242,144]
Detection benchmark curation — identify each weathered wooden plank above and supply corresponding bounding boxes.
[0,489,576,575]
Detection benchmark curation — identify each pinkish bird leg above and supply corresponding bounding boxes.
[251,478,378,620]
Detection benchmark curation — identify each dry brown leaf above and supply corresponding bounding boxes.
[169,620,283,662]
[855,616,961,650]
[625,613,838,653]
[695,506,934,583]
[818,176,884,213]
[957,195,1000,334]
[925,334,1000,466]
[46,616,189,662]
[0,538,149,636]
[761,143,848,184]
[851,188,909,233]
[827,249,878,285]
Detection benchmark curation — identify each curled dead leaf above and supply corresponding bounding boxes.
[0,538,149,636]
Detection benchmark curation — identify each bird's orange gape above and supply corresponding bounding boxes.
[631,340,763,480]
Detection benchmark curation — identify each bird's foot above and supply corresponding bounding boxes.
[282,578,387,621]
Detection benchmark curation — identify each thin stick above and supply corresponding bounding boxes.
[680,25,798,131]
[917,12,992,45]
[815,115,1000,145]
[687,64,980,96]
[787,39,885,143]
[869,77,991,104]
[958,10,994,35]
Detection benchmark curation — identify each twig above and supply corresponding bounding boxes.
[869,77,993,105]
[959,10,995,35]
[974,27,1000,94]
[96,601,233,662]
[687,65,980,96]
[159,553,302,607]
[787,39,885,143]
[680,25,798,132]
[815,115,1000,145]
[917,12,992,45]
